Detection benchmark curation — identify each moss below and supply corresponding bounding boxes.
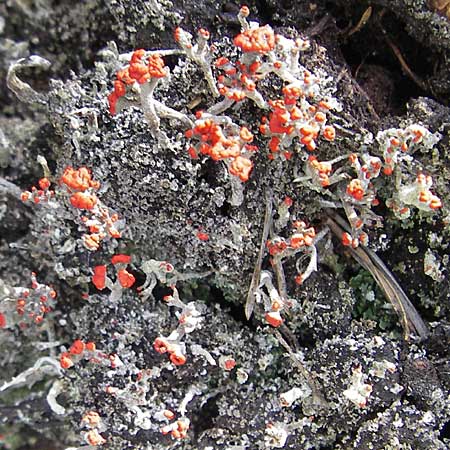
[350,269,399,333]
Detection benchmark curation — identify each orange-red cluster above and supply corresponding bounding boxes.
[416,173,442,210]
[173,27,187,47]
[86,429,106,446]
[0,272,57,329]
[60,339,96,369]
[266,220,317,296]
[60,167,100,192]
[348,153,382,181]
[266,221,315,258]
[59,167,100,211]
[108,50,167,115]
[308,155,333,187]
[346,179,365,202]
[186,116,257,182]
[81,208,122,251]
[260,88,335,159]
[59,167,123,250]
[341,231,368,248]
[21,177,55,204]
[234,25,276,53]
[266,238,288,257]
[69,191,98,210]
[80,411,106,445]
[215,57,260,102]
[117,269,136,288]
[382,126,427,176]
[265,311,283,328]
[91,254,136,292]
[161,418,190,440]
[153,337,187,366]
[92,265,107,290]
[81,411,102,427]
[290,221,316,249]
[15,284,56,325]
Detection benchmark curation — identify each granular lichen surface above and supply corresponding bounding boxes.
[0,1,449,449]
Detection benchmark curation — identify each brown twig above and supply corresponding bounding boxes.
[326,212,429,341]
[377,8,428,91]
[273,329,329,412]
[347,6,373,37]
[245,188,273,320]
